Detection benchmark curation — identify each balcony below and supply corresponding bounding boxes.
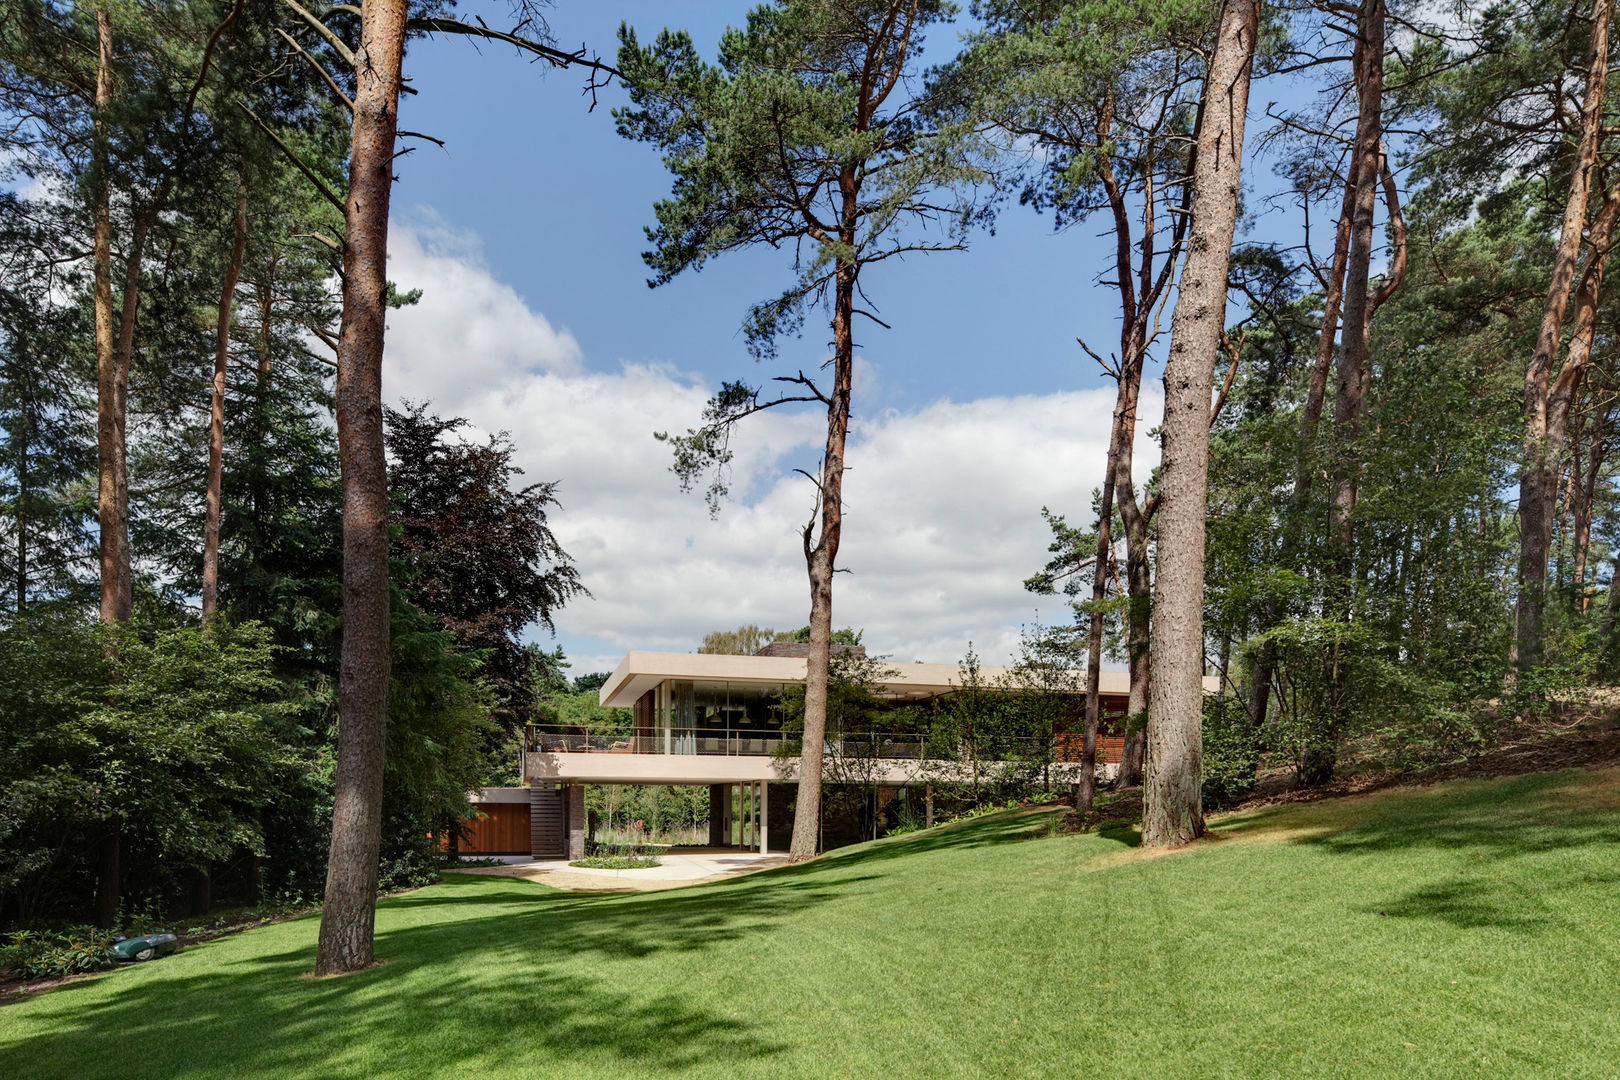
[521,724,1118,785]
[526,724,935,759]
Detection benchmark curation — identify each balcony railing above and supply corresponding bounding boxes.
[523,725,1105,762]
[525,724,788,757]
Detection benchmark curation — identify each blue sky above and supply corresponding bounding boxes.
[379,2,1324,678]
[393,2,1131,412]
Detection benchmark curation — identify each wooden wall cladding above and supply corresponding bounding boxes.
[459,802,532,855]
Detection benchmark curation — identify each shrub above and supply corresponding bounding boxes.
[569,855,661,870]
[1,927,118,979]
[1202,695,1260,809]
[376,848,441,892]
[585,841,666,858]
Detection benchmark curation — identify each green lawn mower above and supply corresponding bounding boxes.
[111,933,178,963]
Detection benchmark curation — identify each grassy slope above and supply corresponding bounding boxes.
[2,766,1617,1080]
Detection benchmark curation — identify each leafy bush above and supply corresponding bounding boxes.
[376,847,440,892]
[1,926,117,979]
[1202,695,1260,809]
[569,855,661,870]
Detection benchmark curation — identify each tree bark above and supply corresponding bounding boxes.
[1082,495,1108,809]
[1539,184,1620,607]
[1142,0,1258,847]
[1306,0,1389,787]
[201,179,249,623]
[93,8,134,628]
[1248,113,1357,731]
[1116,726,1145,788]
[1092,113,1189,797]
[14,347,28,615]
[1329,0,1385,610]
[1516,0,1612,673]
[1076,453,1113,813]
[94,826,120,928]
[91,8,129,924]
[250,255,278,529]
[788,194,856,862]
[315,0,406,977]
[1574,404,1607,609]
[1117,529,1152,787]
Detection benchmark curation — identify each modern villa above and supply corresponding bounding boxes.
[460,642,1217,860]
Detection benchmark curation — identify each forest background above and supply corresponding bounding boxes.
[4,0,1618,947]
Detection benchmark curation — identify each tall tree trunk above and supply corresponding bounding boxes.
[94,825,120,928]
[1247,111,1358,731]
[1305,0,1389,787]
[1574,405,1607,609]
[1093,129,1181,798]
[1604,543,1620,670]
[1076,453,1114,813]
[91,7,129,924]
[1329,0,1384,609]
[250,255,278,531]
[201,179,249,623]
[1142,0,1258,847]
[93,8,133,629]
[1516,0,1613,673]
[789,219,856,863]
[1539,184,1620,609]
[315,0,406,977]
[1116,529,1151,789]
[1114,338,1153,793]
[14,371,27,615]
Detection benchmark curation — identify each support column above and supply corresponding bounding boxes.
[925,784,934,829]
[708,784,725,847]
[747,783,756,849]
[566,784,586,861]
[759,782,769,853]
[723,784,734,847]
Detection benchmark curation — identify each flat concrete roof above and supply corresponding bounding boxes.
[598,651,1214,709]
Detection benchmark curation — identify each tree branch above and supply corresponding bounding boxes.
[237,102,346,214]
[275,26,353,111]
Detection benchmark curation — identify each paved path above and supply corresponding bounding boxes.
[451,849,789,893]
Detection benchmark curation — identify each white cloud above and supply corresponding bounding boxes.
[382,217,1159,669]
[385,212,584,406]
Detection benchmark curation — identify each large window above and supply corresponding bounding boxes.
[666,680,787,754]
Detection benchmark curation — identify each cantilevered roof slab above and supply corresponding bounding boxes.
[597,650,1176,708]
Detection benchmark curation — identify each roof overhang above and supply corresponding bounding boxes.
[598,651,1216,708]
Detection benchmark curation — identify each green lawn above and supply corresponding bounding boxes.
[3,766,1618,1079]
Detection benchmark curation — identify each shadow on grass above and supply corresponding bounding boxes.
[1370,868,1620,930]
[1,873,845,1078]
[1297,771,1620,856]
[2,811,1055,1079]
[804,804,1070,875]
[1231,769,1620,934]
[1095,823,1142,848]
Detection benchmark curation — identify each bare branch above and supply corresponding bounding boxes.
[1077,336,1121,381]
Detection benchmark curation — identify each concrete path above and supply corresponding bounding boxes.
[451,848,788,893]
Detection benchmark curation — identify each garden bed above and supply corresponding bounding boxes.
[568,854,662,870]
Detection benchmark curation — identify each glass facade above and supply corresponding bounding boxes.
[659,680,787,755]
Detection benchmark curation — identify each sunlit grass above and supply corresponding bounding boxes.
[2,766,1616,1079]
